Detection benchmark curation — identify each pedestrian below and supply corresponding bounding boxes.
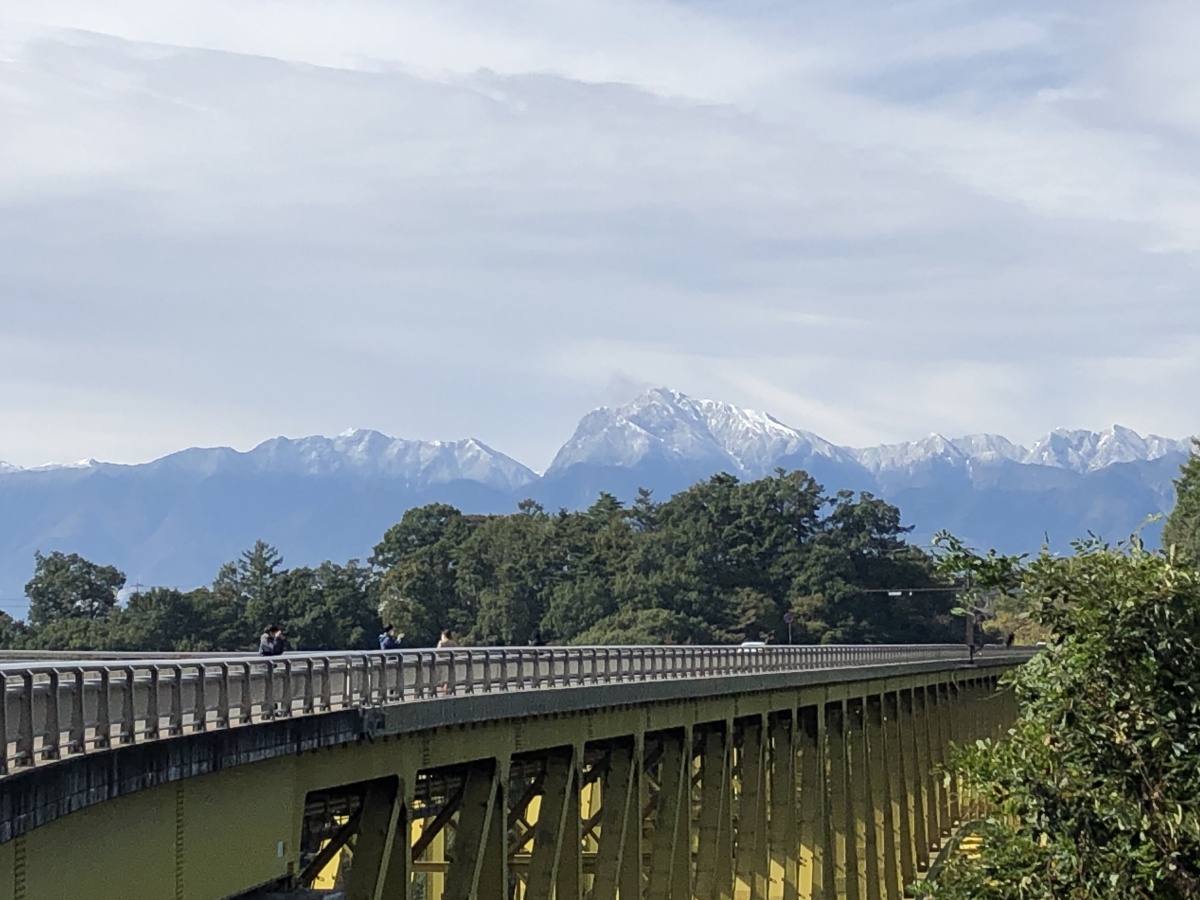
[259,625,286,656]
[379,624,404,650]
[437,629,458,648]
[1005,632,1016,648]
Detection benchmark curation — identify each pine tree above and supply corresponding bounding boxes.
[1163,439,1200,565]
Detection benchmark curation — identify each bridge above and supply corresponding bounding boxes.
[0,644,1032,900]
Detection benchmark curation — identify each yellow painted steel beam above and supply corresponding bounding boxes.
[767,712,799,900]
[847,698,874,900]
[865,696,897,900]
[882,692,913,896]
[825,701,852,900]
[592,742,635,900]
[694,723,733,900]
[647,728,691,900]
[733,717,769,900]
[526,748,576,900]
[795,704,825,900]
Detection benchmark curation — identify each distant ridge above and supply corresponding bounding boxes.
[0,388,1193,613]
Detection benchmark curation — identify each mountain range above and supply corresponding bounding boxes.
[1,388,1193,615]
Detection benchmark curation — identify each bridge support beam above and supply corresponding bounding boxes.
[527,747,580,900]
[825,701,854,900]
[883,693,913,895]
[734,717,769,900]
[592,740,636,900]
[916,686,941,854]
[695,724,734,900]
[944,683,961,829]
[344,776,408,900]
[443,762,506,900]
[647,728,693,900]
[847,698,876,900]
[768,712,799,900]
[865,696,898,900]
[796,704,825,900]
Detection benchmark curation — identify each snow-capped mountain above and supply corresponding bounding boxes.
[233,430,534,491]
[1023,426,1190,474]
[0,388,1194,612]
[7,431,537,493]
[546,387,859,477]
[855,425,1191,477]
[854,434,972,473]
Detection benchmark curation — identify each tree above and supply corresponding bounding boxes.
[1162,438,1200,565]
[24,551,126,627]
[461,508,559,645]
[919,539,1200,899]
[374,504,473,645]
[789,493,957,644]
[541,494,635,640]
[0,610,24,649]
[274,560,379,650]
[113,587,208,651]
[572,607,715,646]
[204,540,287,645]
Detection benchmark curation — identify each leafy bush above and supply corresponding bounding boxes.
[920,540,1200,899]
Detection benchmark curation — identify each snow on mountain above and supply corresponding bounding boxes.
[950,434,1026,463]
[550,390,1189,482]
[1024,426,1190,473]
[160,430,537,492]
[5,432,536,492]
[29,458,106,471]
[545,388,858,477]
[856,426,1192,475]
[243,430,537,491]
[854,434,970,473]
[0,391,1194,605]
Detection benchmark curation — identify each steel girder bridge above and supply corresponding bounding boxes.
[0,644,1033,900]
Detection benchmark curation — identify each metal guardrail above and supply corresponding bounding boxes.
[0,644,1033,779]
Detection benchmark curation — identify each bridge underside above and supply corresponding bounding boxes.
[0,664,1014,900]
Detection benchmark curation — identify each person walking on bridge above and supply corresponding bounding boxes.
[437,629,458,648]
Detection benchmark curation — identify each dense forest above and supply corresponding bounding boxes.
[0,469,965,651]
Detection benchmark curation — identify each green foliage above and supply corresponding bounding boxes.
[25,551,126,627]
[375,504,475,645]
[1162,439,1200,566]
[110,587,210,651]
[918,540,1200,900]
[12,469,964,652]
[931,531,1049,644]
[571,607,716,646]
[0,610,22,648]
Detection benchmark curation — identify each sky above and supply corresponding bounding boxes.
[2,0,1199,472]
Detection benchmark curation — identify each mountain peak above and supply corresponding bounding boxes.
[547,387,857,477]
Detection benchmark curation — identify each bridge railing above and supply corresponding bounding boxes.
[0,644,1033,777]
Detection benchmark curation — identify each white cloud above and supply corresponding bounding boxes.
[1,1,1198,470]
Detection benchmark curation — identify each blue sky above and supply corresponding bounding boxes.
[1,0,1198,471]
